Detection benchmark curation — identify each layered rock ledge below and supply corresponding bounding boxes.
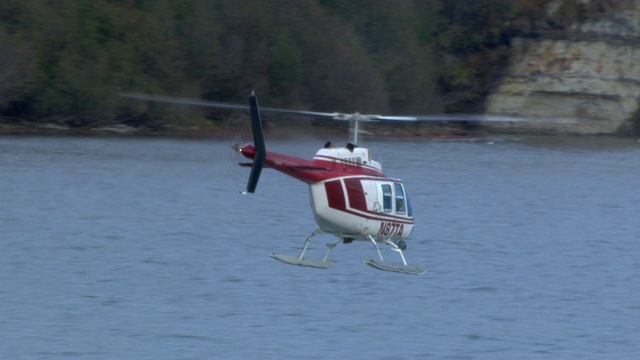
[485,0,640,135]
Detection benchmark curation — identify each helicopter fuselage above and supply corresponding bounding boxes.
[239,144,414,242]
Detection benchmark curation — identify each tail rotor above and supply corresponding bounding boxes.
[245,93,265,194]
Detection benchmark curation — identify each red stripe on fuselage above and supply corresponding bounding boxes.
[344,177,367,211]
[325,180,346,209]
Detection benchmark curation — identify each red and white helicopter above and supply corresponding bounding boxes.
[123,92,523,275]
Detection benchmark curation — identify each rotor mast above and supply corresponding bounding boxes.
[343,113,375,146]
[351,118,360,145]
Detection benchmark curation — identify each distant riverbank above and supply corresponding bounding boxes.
[0,119,491,140]
[3,117,638,142]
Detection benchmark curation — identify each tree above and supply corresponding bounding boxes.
[0,0,559,128]
[0,29,35,114]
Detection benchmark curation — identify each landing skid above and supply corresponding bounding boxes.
[270,253,336,269]
[364,235,428,275]
[269,229,338,269]
[364,258,427,275]
[269,230,428,275]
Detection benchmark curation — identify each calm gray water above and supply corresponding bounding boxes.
[1,135,638,359]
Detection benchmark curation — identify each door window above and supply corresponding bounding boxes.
[394,183,406,214]
[382,184,392,212]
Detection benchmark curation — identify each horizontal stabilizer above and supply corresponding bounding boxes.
[240,162,271,168]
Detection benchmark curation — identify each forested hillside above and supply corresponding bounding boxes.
[0,0,573,131]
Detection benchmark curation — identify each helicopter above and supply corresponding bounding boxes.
[122,92,524,275]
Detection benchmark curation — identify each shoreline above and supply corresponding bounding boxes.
[0,121,489,140]
[1,120,637,141]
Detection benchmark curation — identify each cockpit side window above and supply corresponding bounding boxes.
[382,184,392,212]
[394,183,406,214]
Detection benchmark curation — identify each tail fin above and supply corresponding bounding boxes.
[246,93,265,193]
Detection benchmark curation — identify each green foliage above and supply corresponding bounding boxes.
[0,28,35,111]
[0,0,555,127]
[428,0,558,112]
[268,31,303,95]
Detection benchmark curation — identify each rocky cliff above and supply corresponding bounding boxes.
[485,0,640,135]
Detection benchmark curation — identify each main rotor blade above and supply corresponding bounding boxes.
[373,114,529,122]
[120,93,339,119]
[121,93,559,123]
[121,93,252,111]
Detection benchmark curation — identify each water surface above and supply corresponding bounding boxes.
[1,135,638,359]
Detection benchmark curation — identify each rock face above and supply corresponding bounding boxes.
[485,0,640,135]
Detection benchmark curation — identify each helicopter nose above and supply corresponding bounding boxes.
[238,144,256,159]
